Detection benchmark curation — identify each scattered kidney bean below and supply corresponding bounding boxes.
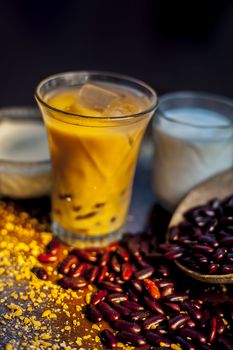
[85,304,103,323]
[31,267,48,280]
[112,320,141,334]
[118,331,146,347]
[143,314,166,330]
[146,332,171,347]
[85,266,99,283]
[97,266,108,284]
[59,255,78,275]
[101,329,117,349]
[46,238,61,255]
[97,301,120,322]
[168,314,190,331]
[91,289,107,305]
[58,276,87,289]
[144,279,160,299]
[35,204,233,350]
[121,262,133,281]
[38,252,58,263]
[135,266,155,280]
[107,293,128,303]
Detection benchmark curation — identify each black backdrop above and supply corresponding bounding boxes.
[0,0,233,106]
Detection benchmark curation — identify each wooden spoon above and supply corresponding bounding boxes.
[167,168,233,284]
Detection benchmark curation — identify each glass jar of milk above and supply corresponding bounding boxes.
[152,92,233,211]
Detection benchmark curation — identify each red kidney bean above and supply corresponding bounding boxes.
[199,308,211,328]
[91,289,107,305]
[110,255,121,273]
[99,252,111,267]
[143,314,166,330]
[121,262,133,281]
[160,285,174,298]
[193,254,209,265]
[165,293,189,303]
[72,249,97,262]
[220,236,233,246]
[144,279,160,299]
[117,246,130,262]
[46,238,61,255]
[131,310,151,321]
[31,267,48,280]
[200,235,219,248]
[97,265,108,284]
[168,314,190,331]
[226,252,233,263]
[164,302,181,313]
[59,255,78,275]
[135,254,151,268]
[187,319,196,328]
[106,242,118,252]
[175,336,196,350]
[165,250,184,260]
[127,288,139,302]
[101,329,117,349]
[192,244,214,253]
[217,317,226,334]
[97,301,120,322]
[85,304,103,323]
[155,280,174,288]
[221,265,233,274]
[105,272,115,282]
[38,252,58,263]
[69,262,89,278]
[208,263,220,274]
[144,297,165,314]
[118,331,146,347]
[135,266,155,280]
[146,332,171,347]
[100,281,123,293]
[209,317,217,343]
[114,277,124,285]
[111,303,132,318]
[85,266,99,283]
[179,328,207,344]
[131,279,143,293]
[182,302,202,320]
[107,293,128,303]
[121,300,144,312]
[213,247,228,260]
[112,320,141,334]
[58,276,87,290]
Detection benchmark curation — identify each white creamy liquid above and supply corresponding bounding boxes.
[0,120,51,198]
[153,108,233,211]
[0,120,49,161]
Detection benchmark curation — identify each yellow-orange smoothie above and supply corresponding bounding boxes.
[42,83,151,238]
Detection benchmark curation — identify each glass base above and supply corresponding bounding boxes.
[52,221,124,248]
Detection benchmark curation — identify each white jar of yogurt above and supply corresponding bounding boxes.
[152,92,233,211]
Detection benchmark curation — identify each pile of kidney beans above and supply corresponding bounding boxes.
[160,195,233,275]
[34,215,233,349]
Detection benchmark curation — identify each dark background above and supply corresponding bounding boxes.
[0,0,233,106]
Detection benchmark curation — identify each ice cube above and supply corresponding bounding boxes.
[104,96,140,117]
[78,83,119,110]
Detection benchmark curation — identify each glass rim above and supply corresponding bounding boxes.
[157,91,233,129]
[35,70,159,120]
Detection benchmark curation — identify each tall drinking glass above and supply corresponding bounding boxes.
[35,71,158,247]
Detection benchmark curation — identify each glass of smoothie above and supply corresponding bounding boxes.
[35,71,158,247]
